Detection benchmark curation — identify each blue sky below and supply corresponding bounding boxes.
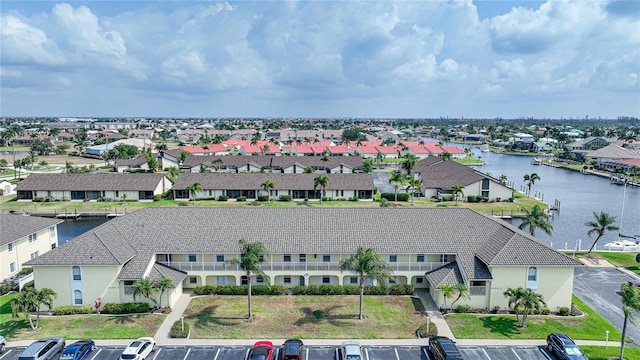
[1,1,638,119]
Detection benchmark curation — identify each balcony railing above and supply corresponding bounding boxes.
[157,260,448,273]
[469,286,486,296]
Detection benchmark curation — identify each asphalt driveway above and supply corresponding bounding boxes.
[371,171,395,194]
[573,266,640,344]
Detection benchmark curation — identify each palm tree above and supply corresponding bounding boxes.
[585,211,619,254]
[451,184,464,205]
[261,179,275,203]
[441,152,452,160]
[186,182,203,202]
[153,277,174,309]
[523,173,540,196]
[227,238,268,319]
[166,166,181,182]
[401,154,419,175]
[314,175,329,204]
[518,204,553,236]
[503,287,545,328]
[499,174,508,185]
[11,288,57,330]
[619,282,640,360]
[450,283,470,309]
[407,178,422,205]
[390,171,404,202]
[438,284,456,311]
[131,278,158,307]
[375,151,384,165]
[339,246,393,320]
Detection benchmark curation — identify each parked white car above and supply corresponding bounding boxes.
[119,338,156,360]
[340,341,362,360]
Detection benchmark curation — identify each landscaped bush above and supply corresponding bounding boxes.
[22,280,34,290]
[379,198,390,207]
[236,196,247,202]
[257,194,269,202]
[101,302,150,314]
[380,192,409,202]
[278,195,292,201]
[388,284,415,295]
[217,195,229,201]
[248,201,261,206]
[17,267,33,276]
[467,195,476,202]
[170,320,189,338]
[153,194,162,202]
[350,196,359,202]
[193,285,287,296]
[0,280,11,296]
[536,306,551,315]
[558,307,571,316]
[33,197,44,202]
[416,321,438,338]
[321,196,332,202]
[54,305,93,315]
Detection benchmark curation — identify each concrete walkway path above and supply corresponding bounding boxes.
[414,289,456,340]
[154,292,193,344]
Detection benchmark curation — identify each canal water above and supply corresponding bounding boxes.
[55,151,640,251]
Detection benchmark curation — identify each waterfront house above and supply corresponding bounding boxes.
[115,156,150,173]
[412,158,513,201]
[172,173,375,201]
[1,213,62,282]
[16,173,171,202]
[182,155,363,174]
[25,207,580,311]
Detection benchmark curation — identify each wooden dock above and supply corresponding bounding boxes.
[56,213,81,219]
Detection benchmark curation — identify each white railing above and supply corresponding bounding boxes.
[157,260,447,273]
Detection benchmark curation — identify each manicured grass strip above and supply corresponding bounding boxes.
[447,295,622,341]
[589,252,640,274]
[183,295,425,339]
[581,345,640,360]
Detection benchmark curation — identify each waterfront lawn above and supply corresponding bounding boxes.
[454,157,485,165]
[581,346,640,360]
[1,311,164,341]
[183,295,425,339]
[589,252,640,274]
[446,296,623,341]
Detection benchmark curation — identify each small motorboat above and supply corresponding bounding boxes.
[604,239,640,251]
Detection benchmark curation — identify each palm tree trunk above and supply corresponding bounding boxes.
[587,235,603,254]
[247,273,253,319]
[394,186,398,202]
[359,281,364,320]
[620,315,628,360]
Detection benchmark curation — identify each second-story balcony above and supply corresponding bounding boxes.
[157,260,448,273]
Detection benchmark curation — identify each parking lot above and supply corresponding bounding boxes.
[0,344,557,360]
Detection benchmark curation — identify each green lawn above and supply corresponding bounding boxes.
[183,295,425,339]
[581,345,640,360]
[446,296,624,341]
[578,252,640,275]
[454,157,485,165]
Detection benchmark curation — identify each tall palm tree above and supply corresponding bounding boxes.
[186,182,203,202]
[451,184,464,205]
[227,238,268,319]
[450,283,470,309]
[314,175,329,204]
[438,284,455,311]
[503,287,545,328]
[153,277,174,309]
[339,246,393,320]
[401,154,419,175]
[131,278,158,307]
[166,166,182,182]
[441,152,452,160]
[390,171,404,202]
[585,211,619,254]
[518,204,553,236]
[11,287,57,330]
[261,179,275,203]
[499,174,508,185]
[407,178,422,205]
[619,282,640,360]
[523,173,540,196]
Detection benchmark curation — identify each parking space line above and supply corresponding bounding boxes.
[510,348,522,360]
[0,349,11,360]
[89,349,102,360]
[394,348,400,360]
[422,348,430,359]
[539,348,553,360]
[305,348,308,360]
[245,348,250,360]
[364,347,369,360]
[152,348,161,360]
[335,348,339,360]
[481,348,492,359]
[212,348,220,360]
[182,348,191,360]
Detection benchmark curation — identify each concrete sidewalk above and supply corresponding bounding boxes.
[154,292,193,344]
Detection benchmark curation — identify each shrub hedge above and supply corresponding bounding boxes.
[193,284,415,296]
[194,285,287,296]
[380,193,409,202]
[217,195,229,201]
[279,195,292,201]
[55,305,93,315]
[236,196,247,202]
[257,195,269,202]
[170,320,189,338]
[416,321,438,338]
[102,302,150,314]
[0,280,11,296]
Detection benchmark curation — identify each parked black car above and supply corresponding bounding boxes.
[428,336,463,360]
[281,339,304,360]
[546,333,588,360]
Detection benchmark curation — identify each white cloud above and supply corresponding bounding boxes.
[0,14,64,66]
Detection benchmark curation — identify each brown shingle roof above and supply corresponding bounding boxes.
[16,173,167,191]
[0,214,62,246]
[412,158,485,189]
[172,173,375,191]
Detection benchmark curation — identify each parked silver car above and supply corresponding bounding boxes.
[340,341,362,360]
[18,337,65,360]
[0,335,6,354]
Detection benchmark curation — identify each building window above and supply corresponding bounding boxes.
[527,267,538,281]
[216,276,227,285]
[9,262,16,273]
[72,266,82,281]
[349,277,358,285]
[322,254,331,262]
[74,290,83,305]
[440,254,449,263]
[189,276,198,284]
[51,243,57,250]
[216,255,225,262]
[416,254,425,262]
[482,178,490,190]
[188,254,197,262]
[283,276,292,284]
[482,190,489,198]
[388,255,398,262]
[283,254,292,262]
[30,251,39,260]
[124,280,134,295]
[256,276,265,284]
[322,276,331,284]
[7,243,13,253]
[49,226,56,238]
[415,277,424,284]
[29,233,37,243]
[299,254,306,263]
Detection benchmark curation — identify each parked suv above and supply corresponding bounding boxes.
[428,336,463,360]
[0,335,6,354]
[281,339,304,360]
[18,337,65,360]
